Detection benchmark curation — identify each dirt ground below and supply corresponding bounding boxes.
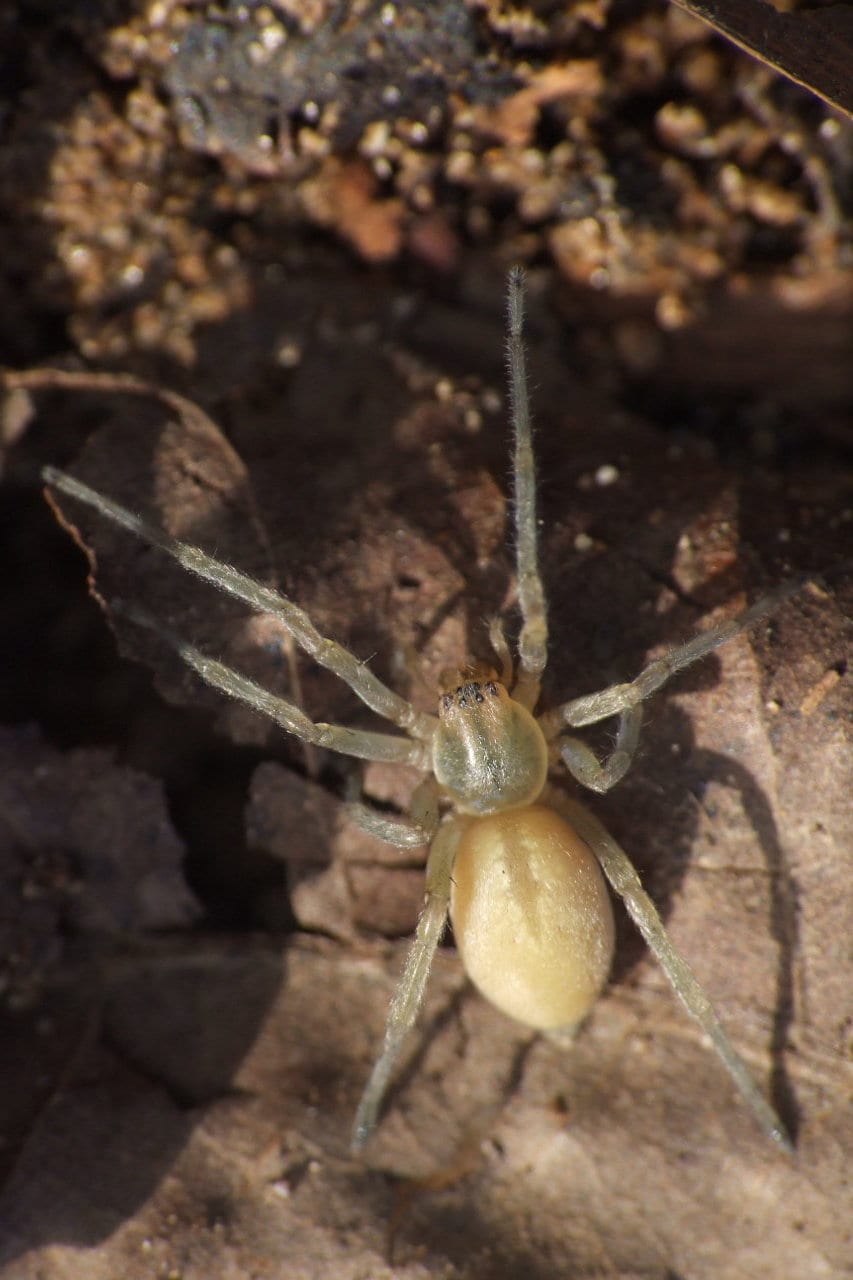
[0,3,851,1278]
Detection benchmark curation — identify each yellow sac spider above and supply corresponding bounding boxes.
[25,270,799,1155]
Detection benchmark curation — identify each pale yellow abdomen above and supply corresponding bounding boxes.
[450,804,615,1030]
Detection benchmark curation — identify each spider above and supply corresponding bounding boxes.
[20,269,799,1155]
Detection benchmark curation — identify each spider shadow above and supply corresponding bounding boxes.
[687,744,800,1141]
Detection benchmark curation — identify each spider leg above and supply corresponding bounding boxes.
[559,704,643,793]
[538,580,806,739]
[558,794,794,1154]
[348,778,441,849]
[487,616,514,686]
[43,467,437,742]
[347,807,434,848]
[351,815,465,1150]
[113,600,428,767]
[506,268,548,711]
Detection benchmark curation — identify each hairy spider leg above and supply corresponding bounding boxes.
[558,704,644,795]
[349,270,556,1146]
[108,599,427,767]
[351,814,462,1150]
[507,267,548,711]
[555,794,794,1154]
[539,578,808,791]
[8,365,330,774]
[346,776,441,850]
[42,467,437,745]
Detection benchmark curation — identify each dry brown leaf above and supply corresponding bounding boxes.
[4,268,849,1278]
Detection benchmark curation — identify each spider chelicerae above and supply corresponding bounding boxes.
[15,269,800,1155]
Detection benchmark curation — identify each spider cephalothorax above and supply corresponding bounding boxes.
[434,666,548,815]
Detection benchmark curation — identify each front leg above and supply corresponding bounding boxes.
[538,581,806,738]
